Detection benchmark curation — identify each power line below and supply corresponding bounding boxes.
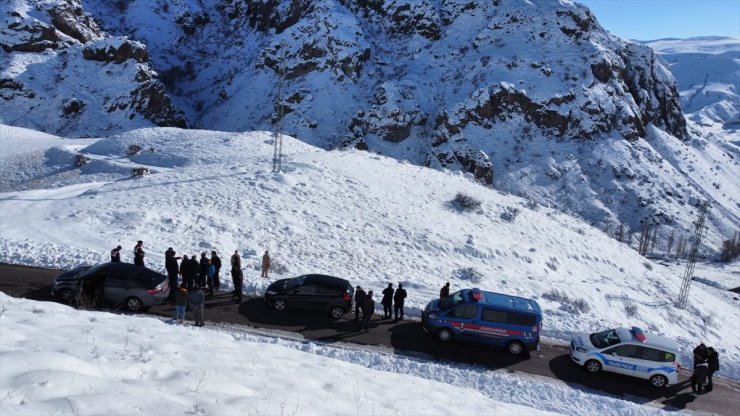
[272,41,286,173]
[676,201,710,309]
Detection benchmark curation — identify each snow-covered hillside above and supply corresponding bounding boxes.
[1,125,738,381]
[3,0,738,252]
[642,37,740,143]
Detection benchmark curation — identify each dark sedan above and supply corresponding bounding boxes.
[52,262,170,312]
[264,274,353,319]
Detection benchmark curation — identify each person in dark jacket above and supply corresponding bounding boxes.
[440,282,450,299]
[261,250,271,278]
[110,245,122,262]
[174,283,188,323]
[134,241,145,267]
[211,250,222,292]
[354,286,365,322]
[360,290,374,332]
[393,283,407,322]
[188,285,206,327]
[133,240,143,257]
[165,248,181,299]
[180,255,196,290]
[199,253,209,289]
[692,343,709,393]
[381,283,394,319]
[231,250,243,302]
[706,347,719,392]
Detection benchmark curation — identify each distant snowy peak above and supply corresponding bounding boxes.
[0,0,185,136]
[641,37,740,133]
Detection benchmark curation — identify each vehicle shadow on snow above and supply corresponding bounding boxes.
[548,354,695,410]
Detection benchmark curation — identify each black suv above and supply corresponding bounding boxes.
[264,274,354,319]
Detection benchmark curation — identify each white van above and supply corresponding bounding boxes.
[569,326,681,387]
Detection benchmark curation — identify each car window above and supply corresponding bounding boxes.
[590,329,622,348]
[132,269,164,288]
[446,305,477,319]
[292,284,318,295]
[106,276,129,287]
[660,351,676,362]
[481,308,507,323]
[316,285,340,295]
[285,275,307,290]
[604,344,639,358]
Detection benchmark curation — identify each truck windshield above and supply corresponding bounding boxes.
[590,329,622,348]
[439,290,465,310]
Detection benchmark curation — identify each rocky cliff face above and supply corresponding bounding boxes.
[2,0,737,243]
[0,0,185,135]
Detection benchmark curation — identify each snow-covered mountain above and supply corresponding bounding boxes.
[641,37,740,143]
[1,0,738,252]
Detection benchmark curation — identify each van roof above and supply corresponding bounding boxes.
[615,327,679,352]
[480,290,542,315]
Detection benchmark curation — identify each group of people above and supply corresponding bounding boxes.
[691,343,720,394]
[354,283,408,332]
[110,241,274,324]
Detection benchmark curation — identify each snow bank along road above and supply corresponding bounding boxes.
[2,263,739,415]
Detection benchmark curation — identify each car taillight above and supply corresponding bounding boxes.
[342,291,351,301]
[674,361,681,371]
[147,288,162,294]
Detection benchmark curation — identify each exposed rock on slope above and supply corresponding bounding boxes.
[0,0,185,135]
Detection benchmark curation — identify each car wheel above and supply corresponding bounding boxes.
[507,341,525,356]
[585,360,602,373]
[329,306,344,320]
[273,299,287,311]
[650,374,668,388]
[125,296,144,313]
[58,288,74,304]
[437,328,453,342]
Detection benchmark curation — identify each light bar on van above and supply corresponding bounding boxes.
[631,326,647,342]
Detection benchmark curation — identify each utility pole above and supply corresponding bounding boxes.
[272,41,286,173]
[676,201,710,309]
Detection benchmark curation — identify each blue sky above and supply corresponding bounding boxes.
[576,0,740,40]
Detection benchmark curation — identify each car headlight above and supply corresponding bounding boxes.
[427,313,437,319]
[265,290,277,295]
[576,347,588,353]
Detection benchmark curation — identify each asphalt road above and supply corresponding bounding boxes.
[1,263,738,415]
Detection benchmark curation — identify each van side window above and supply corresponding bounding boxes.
[446,305,477,319]
[605,344,639,358]
[481,308,537,326]
[481,308,507,323]
[637,346,662,362]
[661,352,676,362]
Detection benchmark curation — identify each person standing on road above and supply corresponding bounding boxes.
[165,247,181,299]
[134,240,144,258]
[188,285,206,327]
[206,259,216,295]
[381,283,394,319]
[110,245,122,262]
[134,241,145,267]
[199,252,209,289]
[360,290,374,332]
[261,250,271,278]
[211,250,222,292]
[231,250,243,302]
[692,343,709,394]
[393,283,407,322]
[439,282,450,299]
[706,347,720,392]
[174,283,188,323]
[354,286,365,322]
[181,255,195,290]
